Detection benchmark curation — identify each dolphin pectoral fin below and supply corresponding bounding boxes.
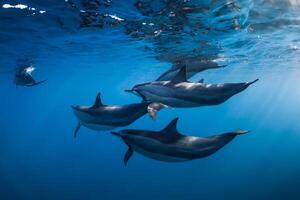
[74,122,81,138]
[110,132,133,166]
[147,103,168,120]
[124,146,134,166]
[35,79,47,85]
[233,129,249,135]
[27,79,47,87]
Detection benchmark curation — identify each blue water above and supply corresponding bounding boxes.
[1,0,300,199]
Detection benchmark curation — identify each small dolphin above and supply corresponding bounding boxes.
[126,66,258,108]
[111,118,249,165]
[72,92,163,137]
[14,65,46,87]
[156,60,226,81]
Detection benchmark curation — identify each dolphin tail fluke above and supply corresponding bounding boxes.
[74,122,81,138]
[246,79,259,86]
[233,129,249,135]
[147,103,168,120]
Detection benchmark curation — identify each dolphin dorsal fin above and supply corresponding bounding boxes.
[170,66,187,83]
[198,78,204,83]
[161,118,181,141]
[91,92,104,108]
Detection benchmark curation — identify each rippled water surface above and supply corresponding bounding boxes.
[1,0,300,200]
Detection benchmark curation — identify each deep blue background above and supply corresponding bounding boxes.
[1,0,300,199]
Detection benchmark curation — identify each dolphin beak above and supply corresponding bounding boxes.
[111,131,121,137]
[246,79,259,86]
[234,129,250,135]
[71,105,79,111]
[125,89,134,93]
[125,89,139,96]
[125,89,147,101]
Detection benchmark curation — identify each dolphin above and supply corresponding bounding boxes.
[157,60,226,81]
[111,118,249,165]
[14,66,46,87]
[126,66,258,108]
[72,92,163,137]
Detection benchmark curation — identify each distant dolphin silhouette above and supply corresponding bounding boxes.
[72,92,164,137]
[111,118,249,165]
[14,66,46,87]
[157,60,226,81]
[126,66,258,108]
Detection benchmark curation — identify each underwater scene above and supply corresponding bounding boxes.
[1,0,300,199]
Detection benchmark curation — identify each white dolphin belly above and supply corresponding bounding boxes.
[74,110,116,131]
[74,110,99,123]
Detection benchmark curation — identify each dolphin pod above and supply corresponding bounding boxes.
[10,58,255,165]
[72,92,163,137]
[111,118,248,165]
[71,63,258,165]
[126,66,258,108]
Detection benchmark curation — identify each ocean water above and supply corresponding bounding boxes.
[1,0,300,199]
